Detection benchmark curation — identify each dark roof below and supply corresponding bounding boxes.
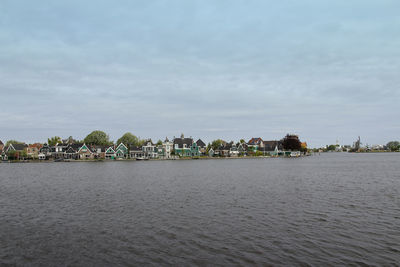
[70,143,83,150]
[196,139,206,148]
[11,143,28,151]
[129,146,142,151]
[65,146,78,153]
[56,143,68,147]
[0,140,3,145]
[173,137,193,148]
[143,139,155,146]
[261,140,282,151]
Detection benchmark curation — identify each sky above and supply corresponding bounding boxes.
[0,0,399,147]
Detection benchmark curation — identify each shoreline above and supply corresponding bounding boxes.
[1,155,310,163]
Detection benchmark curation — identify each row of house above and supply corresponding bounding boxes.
[1,135,295,161]
[0,135,207,161]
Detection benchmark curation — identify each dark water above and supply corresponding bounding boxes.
[1,153,399,266]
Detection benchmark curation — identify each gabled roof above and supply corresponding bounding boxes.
[65,146,78,153]
[115,147,127,154]
[105,147,116,154]
[29,143,43,149]
[0,140,3,145]
[248,138,263,145]
[9,143,28,151]
[142,139,155,146]
[78,144,93,153]
[261,140,283,151]
[196,139,206,148]
[116,143,128,150]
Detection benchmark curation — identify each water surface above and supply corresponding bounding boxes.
[1,153,399,265]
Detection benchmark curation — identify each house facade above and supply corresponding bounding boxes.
[105,146,116,159]
[247,137,264,152]
[142,140,158,159]
[129,146,144,159]
[27,143,43,159]
[173,134,199,157]
[5,143,29,160]
[77,144,94,159]
[259,140,283,155]
[115,143,129,159]
[160,137,173,159]
[196,139,206,155]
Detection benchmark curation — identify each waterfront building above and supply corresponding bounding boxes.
[105,146,116,160]
[196,139,207,155]
[208,148,215,157]
[247,138,264,152]
[229,142,239,157]
[142,140,158,159]
[27,143,43,159]
[160,137,173,159]
[259,140,283,155]
[115,143,129,159]
[39,144,52,159]
[173,134,195,157]
[5,143,29,160]
[129,146,145,159]
[64,144,81,160]
[77,144,94,159]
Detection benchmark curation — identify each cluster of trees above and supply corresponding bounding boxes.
[386,141,400,151]
[46,131,160,148]
[282,134,303,151]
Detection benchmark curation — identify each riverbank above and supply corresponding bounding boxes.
[1,154,311,163]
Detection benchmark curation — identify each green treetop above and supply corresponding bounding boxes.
[117,132,142,147]
[48,136,62,146]
[84,130,111,146]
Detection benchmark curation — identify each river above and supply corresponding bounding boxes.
[1,153,399,265]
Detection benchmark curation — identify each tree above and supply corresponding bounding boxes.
[117,132,140,147]
[240,139,245,144]
[300,142,308,153]
[65,136,77,144]
[48,136,62,146]
[156,140,162,146]
[386,141,400,151]
[282,134,301,151]
[84,130,111,146]
[326,144,337,151]
[211,139,224,150]
[5,140,23,147]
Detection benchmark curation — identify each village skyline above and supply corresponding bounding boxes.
[1,1,399,148]
[0,130,393,149]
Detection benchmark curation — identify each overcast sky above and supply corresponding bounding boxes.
[1,0,399,147]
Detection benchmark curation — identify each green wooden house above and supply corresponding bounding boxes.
[115,143,128,159]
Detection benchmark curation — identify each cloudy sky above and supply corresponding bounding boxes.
[1,0,399,147]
